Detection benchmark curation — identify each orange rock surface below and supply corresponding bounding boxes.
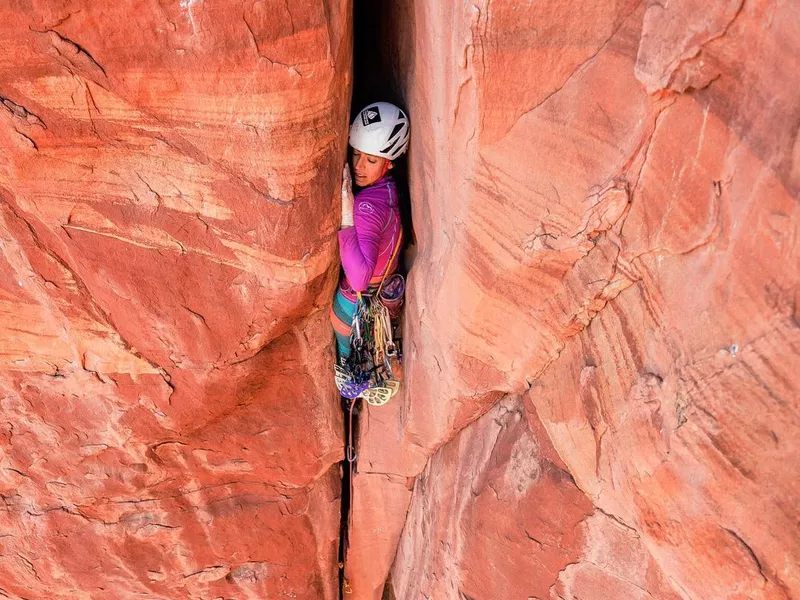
[2,1,799,599]
[345,0,800,598]
[0,1,350,598]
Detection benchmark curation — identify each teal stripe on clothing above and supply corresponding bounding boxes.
[332,288,357,358]
[333,290,355,320]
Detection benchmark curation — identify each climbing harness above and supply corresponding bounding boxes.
[338,233,405,405]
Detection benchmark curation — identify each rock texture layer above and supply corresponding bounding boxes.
[393,397,684,600]
[0,1,350,598]
[345,0,800,598]
[2,1,799,598]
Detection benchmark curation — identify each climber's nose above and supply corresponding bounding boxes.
[354,153,368,177]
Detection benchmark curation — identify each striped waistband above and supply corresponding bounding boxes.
[339,269,398,302]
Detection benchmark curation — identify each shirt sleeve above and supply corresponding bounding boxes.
[338,192,390,292]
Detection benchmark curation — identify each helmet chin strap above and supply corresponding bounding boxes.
[379,160,391,179]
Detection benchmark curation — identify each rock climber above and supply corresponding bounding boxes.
[330,101,409,400]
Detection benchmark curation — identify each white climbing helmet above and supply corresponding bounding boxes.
[349,102,409,161]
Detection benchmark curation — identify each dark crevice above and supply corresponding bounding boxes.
[352,0,416,255]
[338,397,361,597]
[34,27,108,79]
[722,527,767,584]
[0,96,47,128]
[338,4,412,597]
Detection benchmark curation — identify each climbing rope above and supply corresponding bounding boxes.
[339,393,358,597]
[339,217,405,597]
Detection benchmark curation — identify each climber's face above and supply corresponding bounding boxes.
[351,149,392,187]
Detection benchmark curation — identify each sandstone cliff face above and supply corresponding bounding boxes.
[2,1,798,599]
[0,1,349,598]
[346,0,800,598]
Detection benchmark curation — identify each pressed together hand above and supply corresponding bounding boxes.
[341,164,354,228]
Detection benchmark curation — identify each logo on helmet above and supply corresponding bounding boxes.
[361,107,382,126]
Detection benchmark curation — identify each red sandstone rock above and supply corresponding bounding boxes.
[0,1,350,598]
[392,396,683,600]
[3,0,799,598]
[392,397,593,599]
[345,0,800,598]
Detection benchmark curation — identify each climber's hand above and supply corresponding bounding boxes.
[341,164,354,227]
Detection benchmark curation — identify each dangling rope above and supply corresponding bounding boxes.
[340,216,404,597]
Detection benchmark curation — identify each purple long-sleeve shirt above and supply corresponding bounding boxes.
[338,175,402,297]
